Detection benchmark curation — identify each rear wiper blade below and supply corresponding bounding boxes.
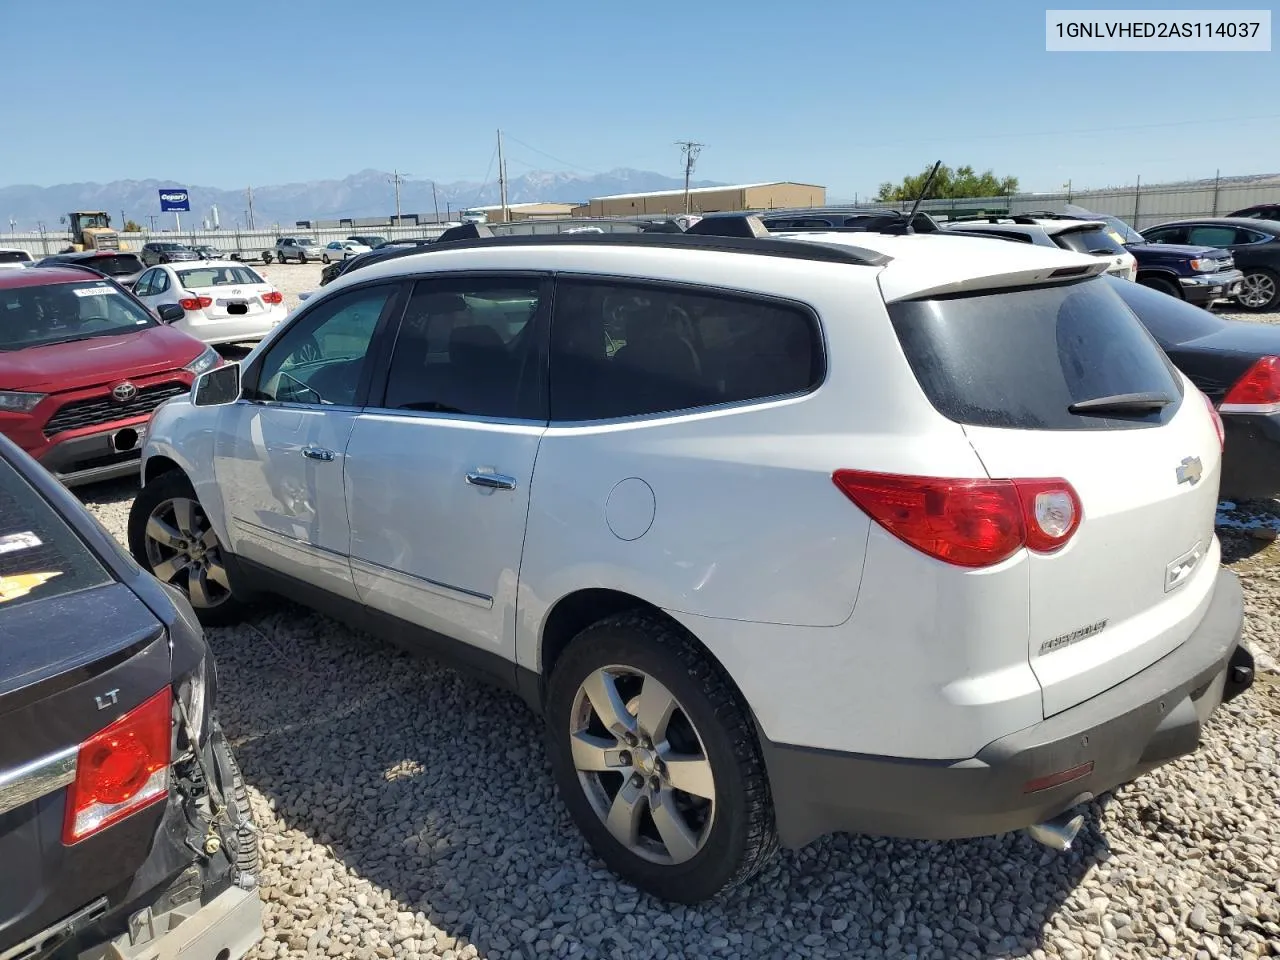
[1068,392,1175,416]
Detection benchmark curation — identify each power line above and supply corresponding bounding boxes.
[472,144,498,206]
[676,140,704,215]
[502,133,600,175]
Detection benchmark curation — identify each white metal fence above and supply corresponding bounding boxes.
[5,177,1278,256]
[0,224,449,259]
[862,177,1280,231]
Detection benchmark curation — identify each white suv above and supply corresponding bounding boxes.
[127,225,1253,903]
[945,215,1139,280]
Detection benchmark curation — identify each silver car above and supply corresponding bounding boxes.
[266,236,323,264]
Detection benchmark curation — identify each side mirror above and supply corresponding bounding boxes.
[192,362,242,407]
[157,303,184,323]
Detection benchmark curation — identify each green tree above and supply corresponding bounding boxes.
[123,219,143,232]
[876,164,1019,202]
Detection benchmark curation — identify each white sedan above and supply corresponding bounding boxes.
[133,261,288,345]
[321,240,370,263]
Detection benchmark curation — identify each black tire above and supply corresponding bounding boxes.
[544,611,777,903]
[262,252,273,264]
[1138,275,1181,299]
[128,470,251,626]
[211,725,260,878]
[298,252,308,264]
[321,254,330,264]
[1237,268,1280,312]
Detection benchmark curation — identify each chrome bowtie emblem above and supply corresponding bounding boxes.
[111,382,138,403]
[1176,456,1203,486]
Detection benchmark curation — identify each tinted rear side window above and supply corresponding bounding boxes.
[90,255,143,276]
[0,251,30,265]
[889,278,1182,431]
[1054,226,1126,256]
[550,279,823,421]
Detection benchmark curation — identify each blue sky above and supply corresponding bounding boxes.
[2,0,1276,197]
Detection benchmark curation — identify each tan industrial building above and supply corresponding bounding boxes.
[473,201,577,222]
[571,182,826,218]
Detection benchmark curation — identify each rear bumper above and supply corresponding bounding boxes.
[1180,268,1244,304]
[76,884,261,960]
[761,567,1250,849]
[1220,412,1280,501]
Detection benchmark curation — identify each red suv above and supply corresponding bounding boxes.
[0,266,219,485]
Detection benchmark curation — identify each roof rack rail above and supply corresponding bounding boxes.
[373,228,891,267]
[948,215,1043,226]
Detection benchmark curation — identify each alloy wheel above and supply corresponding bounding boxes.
[143,497,232,609]
[569,666,716,865]
[1240,272,1277,309]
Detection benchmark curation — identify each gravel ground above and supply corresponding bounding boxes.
[75,294,1280,960]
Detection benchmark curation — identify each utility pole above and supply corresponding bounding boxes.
[147,214,158,233]
[497,130,509,223]
[431,181,440,223]
[246,186,256,230]
[388,169,407,224]
[676,140,704,214]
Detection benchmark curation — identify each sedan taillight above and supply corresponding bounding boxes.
[63,688,172,844]
[178,296,213,311]
[262,291,283,305]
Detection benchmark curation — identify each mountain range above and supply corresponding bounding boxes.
[0,168,724,229]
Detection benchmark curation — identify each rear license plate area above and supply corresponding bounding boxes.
[226,300,248,315]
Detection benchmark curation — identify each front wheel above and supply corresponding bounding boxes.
[262,252,273,264]
[1238,269,1280,312]
[544,611,777,903]
[321,254,330,264]
[128,471,251,626]
[1138,275,1181,299]
[298,252,308,264]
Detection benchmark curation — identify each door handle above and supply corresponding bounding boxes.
[466,471,517,491]
[302,445,336,462]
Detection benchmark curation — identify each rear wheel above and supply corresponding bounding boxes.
[321,254,331,263]
[262,252,273,264]
[1238,269,1280,312]
[128,471,250,626]
[544,611,777,903]
[1138,275,1181,298]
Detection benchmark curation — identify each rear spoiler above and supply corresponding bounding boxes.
[881,259,1109,303]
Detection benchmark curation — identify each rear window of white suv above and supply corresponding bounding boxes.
[889,277,1183,430]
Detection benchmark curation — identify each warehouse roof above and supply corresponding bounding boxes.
[587,181,824,202]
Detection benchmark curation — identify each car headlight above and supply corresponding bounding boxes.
[184,345,221,376]
[0,390,46,413]
[1190,258,1220,272]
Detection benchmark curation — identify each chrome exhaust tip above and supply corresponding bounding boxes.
[1025,812,1085,852]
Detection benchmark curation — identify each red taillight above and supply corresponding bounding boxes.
[178,296,212,311]
[1202,391,1225,450]
[63,688,171,844]
[261,290,283,305]
[832,471,1081,568]
[1220,356,1280,414]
